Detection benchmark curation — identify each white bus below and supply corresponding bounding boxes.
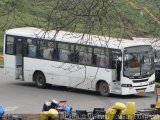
[4,27,155,96]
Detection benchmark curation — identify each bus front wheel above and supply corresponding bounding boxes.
[99,81,110,96]
[34,72,47,89]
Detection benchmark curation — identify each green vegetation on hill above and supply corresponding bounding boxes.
[0,0,159,53]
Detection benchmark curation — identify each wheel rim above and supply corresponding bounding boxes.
[36,74,44,86]
[100,82,109,95]
[101,84,108,93]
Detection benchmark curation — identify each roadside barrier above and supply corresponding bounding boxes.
[122,102,136,120]
[40,109,58,120]
[1,99,160,120]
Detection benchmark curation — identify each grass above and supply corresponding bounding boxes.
[0,0,159,51]
[0,61,3,66]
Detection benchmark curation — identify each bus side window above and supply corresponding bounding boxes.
[53,48,59,60]
[111,53,117,69]
[59,49,70,62]
[70,52,75,62]
[79,52,85,64]
[28,45,37,57]
[112,60,116,69]
[43,48,53,59]
[111,51,122,69]
[86,53,92,65]
[93,48,102,66]
[58,43,70,62]
[98,55,109,68]
[74,51,79,63]
[39,41,54,60]
[27,39,37,57]
[6,36,15,54]
[96,54,101,66]
[93,48,109,67]
[79,52,92,65]
[69,45,79,63]
[77,45,88,65]
[70,51,79,63]
[92,54,97,65]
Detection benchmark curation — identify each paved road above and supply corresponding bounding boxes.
[0,68,157,114]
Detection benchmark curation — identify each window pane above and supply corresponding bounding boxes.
[6,36,14,54]
[27,39,37,57]
[94,48,101,54]
[16,39,22,54]
[88,47,92,53]
[58,43,70,62]
[97,54,109,68]
[59,49,70,62]
[70,45,74,51]
[79,52,92,65]
[94,48,105,55]
[39,41,54,59]
[78,46,92,65]
[47,41,54,48]
[76,45,87,52]
[58,43,69,50]
[92,48,110,67]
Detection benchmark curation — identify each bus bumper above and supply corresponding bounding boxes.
[121,84,155,95]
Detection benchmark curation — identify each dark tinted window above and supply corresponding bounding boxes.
[93,48,109,67]
[58,43,70,62]
[27,39,37,57]
[39,41,54,59]
[6,36,14,54]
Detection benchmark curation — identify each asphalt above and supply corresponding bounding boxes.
[0,68,157,114]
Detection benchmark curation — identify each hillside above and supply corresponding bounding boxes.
[0,0,159,52]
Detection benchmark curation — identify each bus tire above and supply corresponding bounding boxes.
[99,81,110,96]
[34,72,47,89]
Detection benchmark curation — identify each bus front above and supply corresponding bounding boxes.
[121,45,155,95]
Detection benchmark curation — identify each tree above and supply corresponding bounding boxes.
[1,0,160,39]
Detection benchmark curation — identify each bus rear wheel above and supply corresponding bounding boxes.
[99,81,110,96]
[34,72,47,89]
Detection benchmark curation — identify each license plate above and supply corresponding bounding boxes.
[137,90,145,94]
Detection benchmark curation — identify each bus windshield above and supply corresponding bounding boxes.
[123,46,154,77]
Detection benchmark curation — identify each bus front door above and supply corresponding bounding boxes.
[15,37,23,79]
[112,56,122,94]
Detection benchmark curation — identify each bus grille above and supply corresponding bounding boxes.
[136,88,146,91]
[132,79,148,83]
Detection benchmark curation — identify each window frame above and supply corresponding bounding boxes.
[38,40,55,60]
[26,38,38,58]
[5,35,15,55]
[5,35,122,68]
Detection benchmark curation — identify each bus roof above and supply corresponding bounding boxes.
[5,27,153,50]
[132,37,160,50]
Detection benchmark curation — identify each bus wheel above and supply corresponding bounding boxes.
[99,81,110,96]
[34,72,47,89]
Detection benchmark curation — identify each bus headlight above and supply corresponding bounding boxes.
[121,84,132,87]
[149,81,155,85]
